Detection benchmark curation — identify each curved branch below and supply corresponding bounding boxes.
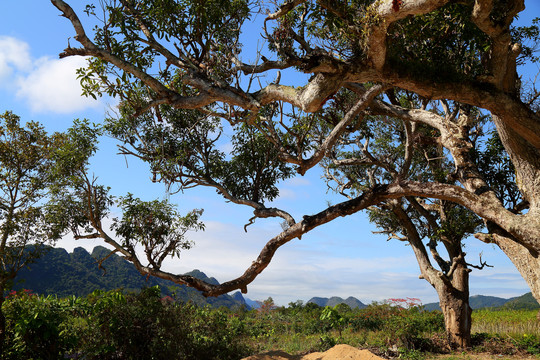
[295,83,389,175]
[390,200,443,286]
[386,181,540,253]
[86,184,388,297]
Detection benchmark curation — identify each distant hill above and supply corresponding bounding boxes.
[501,292,539,310]
[307,296,367,309]
[423,293,539,311]
[243,297,261,309]
[13,246,249,309]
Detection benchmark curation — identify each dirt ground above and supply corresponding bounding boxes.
[241,345,540,360]
[241,344,386,360]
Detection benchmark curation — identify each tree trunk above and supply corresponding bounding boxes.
[393,202,472,349]
[490,233,540,305]
[436,263,472,349]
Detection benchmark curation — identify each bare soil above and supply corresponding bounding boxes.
[241,344,386,360]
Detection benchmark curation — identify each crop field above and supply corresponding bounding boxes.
[472,309,540,335]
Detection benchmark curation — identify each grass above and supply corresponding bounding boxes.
[247,307,540,359]
[472,309,540,335]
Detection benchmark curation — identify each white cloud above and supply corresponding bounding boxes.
[0,36,32,81]
[0,36,103,114]
[16,55,101,114]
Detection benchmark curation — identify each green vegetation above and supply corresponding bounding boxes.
[3,290,540,359]
[2,287,250,360]
[472,309,540,335]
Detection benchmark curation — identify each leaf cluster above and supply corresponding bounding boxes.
[387,3,491,81]
[112,194,203,268]
[107,97,294,204]
[80,0,251,99]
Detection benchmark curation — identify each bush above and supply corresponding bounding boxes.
[3,290,80,360]
[3,287,252,360]
[76,287,251,360]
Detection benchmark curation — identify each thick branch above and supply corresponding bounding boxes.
[87,185,390,297]
[366,0,451,70]
[386,181,540,253]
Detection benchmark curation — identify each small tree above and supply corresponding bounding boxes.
[47,121,206,290]
[0,112,68,353]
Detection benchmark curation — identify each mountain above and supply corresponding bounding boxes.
[243,297,261,309]
[423,293,539,311]
[12,246,249,309]
[502,292,540,310]
[307,296,367,309]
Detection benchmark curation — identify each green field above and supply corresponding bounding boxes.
[2,289,540,359]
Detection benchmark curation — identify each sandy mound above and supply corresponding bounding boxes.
[242,344,385,360]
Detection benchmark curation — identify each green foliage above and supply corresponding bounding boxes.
[320,305,347,337]
[2,290,80,360]
[79,0,250,99]
[0,112,69,285]
[3,287,251,360]
[474,129,522,210]
[512,333,540,355]
[0,112,97,353]
[387,3,491,80]
[5,291,540,358]
[46,119,110,239]
[106,99,294,205]
[219,125,294,203]
[48,117,207,274]
[112,193,204,265]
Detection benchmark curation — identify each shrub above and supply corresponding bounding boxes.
[3,290,79,360]
[3,287,252,360]
[75,287,251,360]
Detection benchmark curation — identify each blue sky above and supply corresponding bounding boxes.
[1,1,538,306]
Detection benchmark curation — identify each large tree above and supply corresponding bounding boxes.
[321,101,489,347]
[50,0,540,341]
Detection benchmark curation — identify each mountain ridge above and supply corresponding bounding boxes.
[13,246,249,309]
[13,247,536,311]
[307,296,367,309]
[423,292,539,311]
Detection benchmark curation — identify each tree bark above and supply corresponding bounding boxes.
[493,115,540,211]
[478,230,540,305]
[436,263,472,349]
